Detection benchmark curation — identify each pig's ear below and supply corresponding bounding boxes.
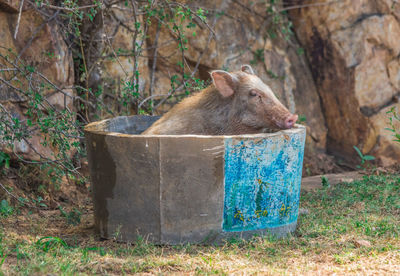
[241,64,255,75]
[210,70,238,97]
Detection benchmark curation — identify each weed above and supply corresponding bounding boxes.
[296,115,307,124]
[59,206,81,226]
[353,146,375,168]
[31,196,47,208]
[0,152,10,171]
[0,200,13,217]
[386,106,400,143]
[297,47,305,56]
[267,0,294,41]
[321,175,330,187]
[36,237,68,252]
[0,251,7,269]
[250,48,265,65]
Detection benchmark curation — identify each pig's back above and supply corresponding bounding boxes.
[142,92,207,135]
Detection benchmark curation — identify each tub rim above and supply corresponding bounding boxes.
[84,115,306,139]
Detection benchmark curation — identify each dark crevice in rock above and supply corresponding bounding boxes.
[352,12,384,25]
[336,12,385,32]
[360,93,400,117]
[327,12,385,34]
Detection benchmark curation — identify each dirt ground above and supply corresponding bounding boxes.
[0,164,399,275]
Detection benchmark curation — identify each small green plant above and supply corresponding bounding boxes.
[321,175,330,188]
[386,106,400,143]
[296,115,307,124]
[59,206,81,226]
[250,48,265,65]
[36,236,68,252]
[0,152,10,170]
[31,196,47,208]
[266,0,294,41]
[353,146,375,168]
[0,199,13,217]
[297,47,304,56]
[0,251,7,269]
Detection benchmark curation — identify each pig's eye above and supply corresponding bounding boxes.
[249,90,258,97]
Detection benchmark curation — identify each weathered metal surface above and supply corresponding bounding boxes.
[223,133,305,232]
[86,133,161,242]
[159,137,225,244]
[84,115,306,244]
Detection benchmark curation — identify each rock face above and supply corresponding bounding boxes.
[289,0,400,165]
[0,2,75,160]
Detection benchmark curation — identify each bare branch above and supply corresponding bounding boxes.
[14,0,24,39]
[278,0,340,12]
[149,22,161,114]
[153,12,217,110]
[169,2,217,37]
[37,3,100,12]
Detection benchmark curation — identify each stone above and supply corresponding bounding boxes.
[388,58,400,91]
[289,0,400,164]
[331,15,400,110]
[298,208,309,216]
[301,171,364,192]
[353,239,372,248]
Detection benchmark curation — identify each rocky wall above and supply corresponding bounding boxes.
[0,0,75,160]
[288,0,400,165]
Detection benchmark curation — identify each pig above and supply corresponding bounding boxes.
[142,65,298,135]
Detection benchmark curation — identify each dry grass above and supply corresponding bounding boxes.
[0,174,399,275]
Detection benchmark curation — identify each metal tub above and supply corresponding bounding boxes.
[85,115,306,244]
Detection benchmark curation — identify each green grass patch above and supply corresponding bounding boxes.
[0,174,399,274]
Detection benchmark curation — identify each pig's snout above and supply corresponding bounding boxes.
[283,114,298,129]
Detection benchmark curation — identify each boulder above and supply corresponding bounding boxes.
[289,0,400,165]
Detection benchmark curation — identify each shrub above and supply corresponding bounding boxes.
[0,0,213,185]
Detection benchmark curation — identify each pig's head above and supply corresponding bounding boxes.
[210,65,298,131]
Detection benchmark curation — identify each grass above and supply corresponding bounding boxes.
[0,174,399,275]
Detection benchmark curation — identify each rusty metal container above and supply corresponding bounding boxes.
[84,116,306,244]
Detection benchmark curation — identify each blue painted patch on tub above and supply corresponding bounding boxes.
[222,132,306,232]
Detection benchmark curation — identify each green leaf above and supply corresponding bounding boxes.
[353,146,363,159]
[363,155,375,161]
[36,236,68,252]
[385,127,395,133]
[26,65,35,73]
[321,176,330,187]
[0,152,10,169]
[0,199,13,216]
